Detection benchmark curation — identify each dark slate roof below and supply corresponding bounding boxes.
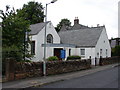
[60,24,89,31]
[71,24,89,30]
[29,22,49,35]
[58,26,104,47]
[42,43,76,48]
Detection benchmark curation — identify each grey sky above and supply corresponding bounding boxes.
[0,0,119,39]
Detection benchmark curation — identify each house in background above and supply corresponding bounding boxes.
[59,18,111,65]
[109,38,120,48]
[29,18,111,65]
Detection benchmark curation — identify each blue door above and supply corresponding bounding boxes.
[60,50,66,59]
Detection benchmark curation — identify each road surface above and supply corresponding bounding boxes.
[39,66,119,88]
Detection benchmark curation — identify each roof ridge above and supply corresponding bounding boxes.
[30,21,50,26]
[30,21,51,35]
[59,26,104,33]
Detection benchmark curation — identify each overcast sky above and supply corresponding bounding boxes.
[0,0,119,39]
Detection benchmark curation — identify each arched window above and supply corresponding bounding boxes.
[47,34,53,43]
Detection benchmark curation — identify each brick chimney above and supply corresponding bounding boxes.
[74,17,79,25]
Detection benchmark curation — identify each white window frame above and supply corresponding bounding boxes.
[47,34,53,43]
[80,49,85,56]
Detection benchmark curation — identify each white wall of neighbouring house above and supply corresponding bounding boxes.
[84,48,96,65]
[84,48,95,59]
[70,47,96,65]
[65,47,95,60]
[63,47,69,60]
[95,28,111,58]
[75,48,95,59]
[71,48,79,56]
[46,47,53,59]
[46,47,79,61]
[48,47,75,60]
[64,47,77,60]
[31,22,61,62]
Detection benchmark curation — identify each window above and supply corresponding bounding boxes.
[49,22,52,28]
[47,34,53,43]
[81,49,85,55]
[31,41,35,55]
[106,49,108,57]
[100,49,102,56]
[69,49,71,56]
[97,53,99,58]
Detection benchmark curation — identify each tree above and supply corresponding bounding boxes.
[17,1,45,25]
[112,45,120,56]
[0,6,31,61]
[55,18,71,32]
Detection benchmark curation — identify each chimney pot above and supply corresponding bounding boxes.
[74,17,79,25]
[97,24,99,27]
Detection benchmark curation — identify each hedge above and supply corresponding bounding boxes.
[67,55,81,60]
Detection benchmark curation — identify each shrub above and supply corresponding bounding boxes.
[18,60,32,62]
[67,55,81,60]
[47,56,59,61]
[112,45,120,56]
[2,46,23,62]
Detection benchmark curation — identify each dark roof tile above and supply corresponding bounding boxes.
[29,22,49,35]
[59,27,104,47]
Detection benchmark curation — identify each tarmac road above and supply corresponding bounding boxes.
[40,66,119,88]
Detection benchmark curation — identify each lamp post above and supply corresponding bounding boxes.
[43,0,57,76]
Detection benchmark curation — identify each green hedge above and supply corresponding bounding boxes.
[47,56,59,61]
[67,55,81,60]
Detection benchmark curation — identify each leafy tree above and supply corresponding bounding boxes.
[0,6,31,61]
[55,18,71,32]
[112,45,120,56]
[17,1,45,24]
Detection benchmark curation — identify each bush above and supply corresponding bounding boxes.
[18,60,32,62]
[112,45,120,56]
[2,46,23,62]
[67,55,81,60]
[2,45,33,62]
[47,56,59,61]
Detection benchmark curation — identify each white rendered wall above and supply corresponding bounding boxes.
[84,48,95,59]
[95,28,111,58]
[31,22,61,62]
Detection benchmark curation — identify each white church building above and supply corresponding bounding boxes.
[29,18,111,65]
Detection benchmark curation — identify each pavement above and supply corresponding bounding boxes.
[1,63,119,89]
